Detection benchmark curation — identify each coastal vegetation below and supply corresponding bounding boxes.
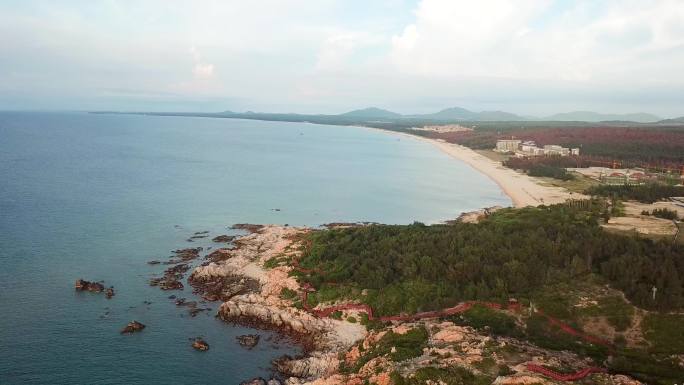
[390,366,491,385]
[298,204,684,314]
[293,203,684,384]
[340,327,429,374]
[504,157,575,180]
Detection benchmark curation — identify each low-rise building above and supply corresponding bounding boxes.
[599,171,646,185]
[495,139,521,153]
[543,145,570,156]
[496,139,579,157]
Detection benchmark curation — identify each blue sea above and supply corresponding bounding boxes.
[0,112,510,384]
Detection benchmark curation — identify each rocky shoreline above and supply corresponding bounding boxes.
[77,221,645,384]
[189,225,365,382]
[184,224,643,385]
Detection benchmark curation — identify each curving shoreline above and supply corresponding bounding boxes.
[427,139,580,207]
[365,127,583,207]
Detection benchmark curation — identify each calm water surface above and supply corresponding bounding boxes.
[0,112,510,384]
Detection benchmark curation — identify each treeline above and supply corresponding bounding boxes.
[528,164,573,180]
[586,184,684,203]
[298,204,684,315]
[504,157,576,180]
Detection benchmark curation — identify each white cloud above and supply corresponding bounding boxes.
[1,0,683,115]
[190,47,214,79]
[315,32,386,71]
[390,0,684,84]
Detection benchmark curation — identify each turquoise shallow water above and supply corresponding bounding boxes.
[0,112,510,384]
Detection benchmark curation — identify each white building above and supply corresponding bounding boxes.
[495,139,521,153]
[519,141,545,155]
[543,145,570,156]
[495,139,580,157]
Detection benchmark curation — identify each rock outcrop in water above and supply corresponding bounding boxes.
[121,320,145,334]
[169,247,202,262]
[236,334,260,349]
[74,279,105,292]
[192,337,209,351]
[212,234,236,243]
[149,263,189,290]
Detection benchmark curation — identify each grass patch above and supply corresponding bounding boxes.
[279,287,298,300]
[642,313,684,354]
[537,172,599,194]
[577,295,634,332]
[451,304,522,338]
[263,254,290,269]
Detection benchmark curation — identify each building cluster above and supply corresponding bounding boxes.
[495,139,580,157]
[599,170,646,185]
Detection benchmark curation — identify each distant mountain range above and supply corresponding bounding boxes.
[104,107,683,126]
[658,116,684,124]
[339,107,402,119]
[339,107,665,123]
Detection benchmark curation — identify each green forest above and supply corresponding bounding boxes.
[294,203,684,384]
[298,204,684,315]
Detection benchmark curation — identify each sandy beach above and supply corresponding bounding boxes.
[371,127,581,207]
[428,139,582,207]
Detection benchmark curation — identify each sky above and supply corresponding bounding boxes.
[1,0,683,117]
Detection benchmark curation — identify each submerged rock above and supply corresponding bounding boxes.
[171,247,202,261]
[231,223,263,232]
[191,337,209,351]
[149,263,190,290]
[211,234,236,243]
[121,320,145,334]
[236,334,260,349]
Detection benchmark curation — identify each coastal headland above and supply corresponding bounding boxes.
[187,221,660,385]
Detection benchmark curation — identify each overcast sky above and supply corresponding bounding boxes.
[1,0,683,117]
